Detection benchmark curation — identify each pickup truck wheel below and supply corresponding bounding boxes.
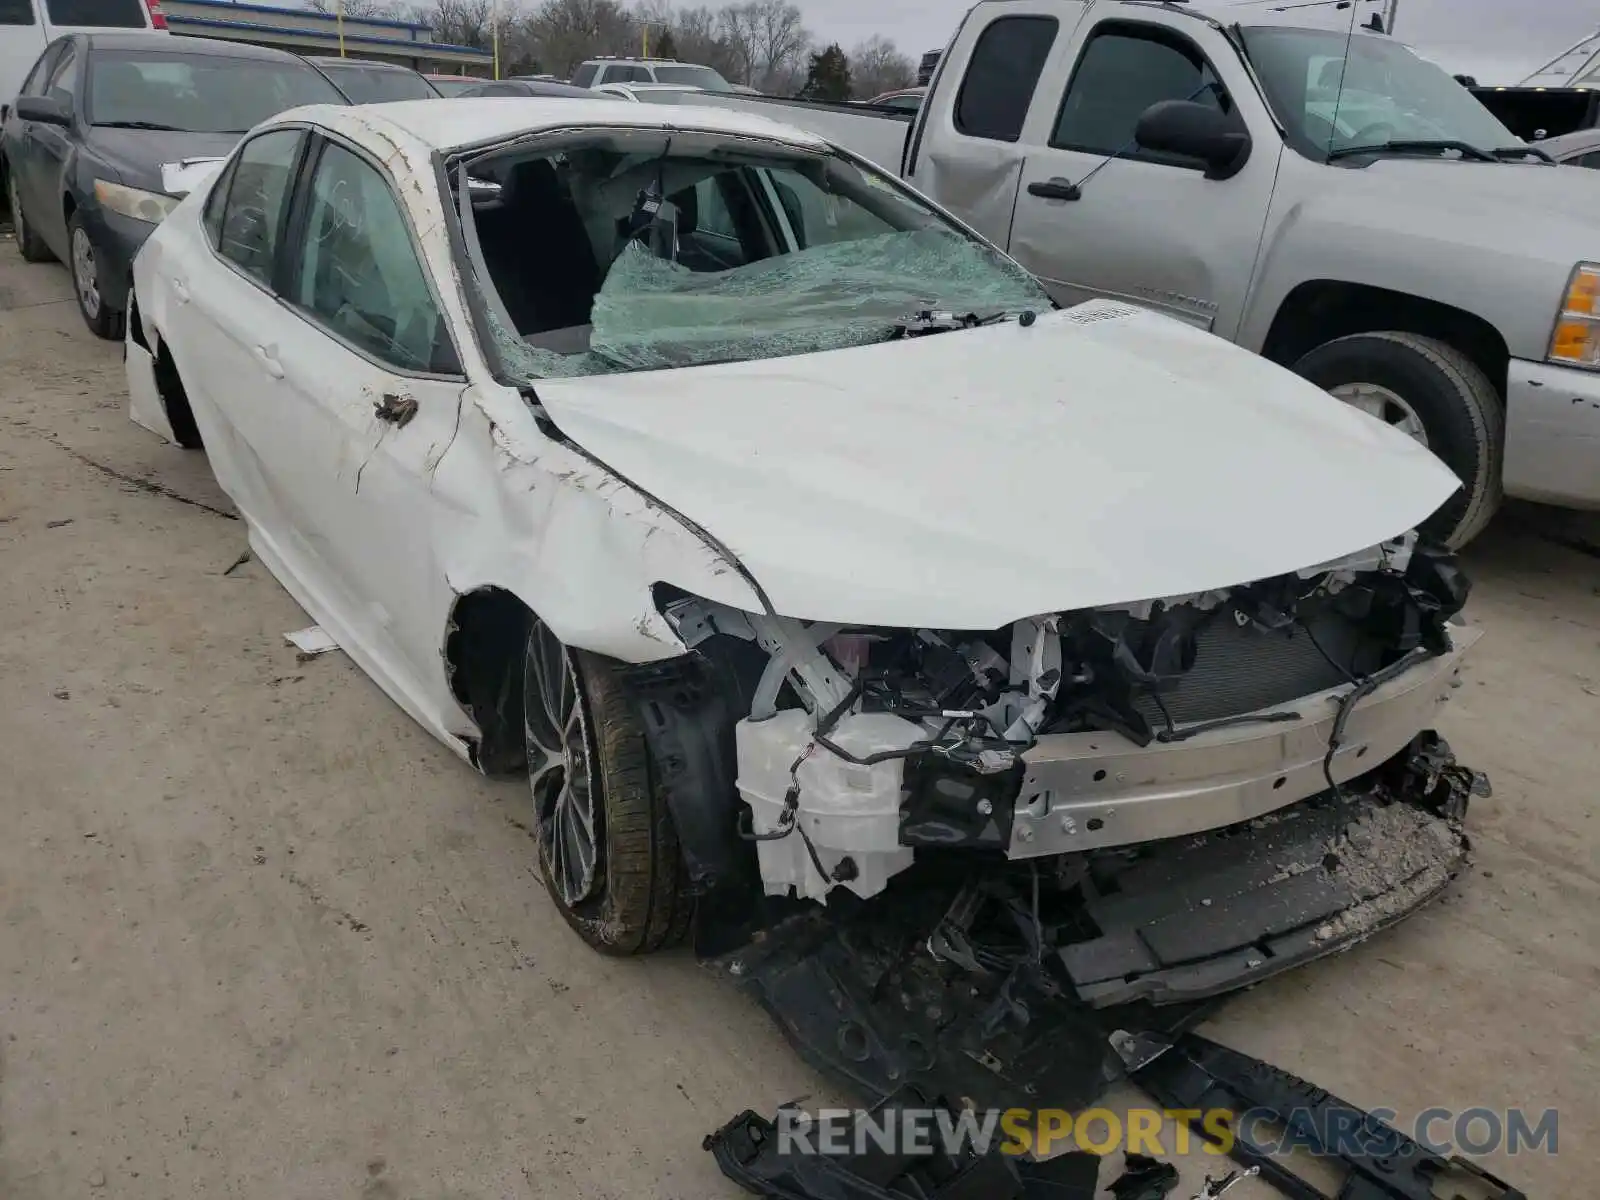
[523,618,692,956]
[1293,332,1503,549]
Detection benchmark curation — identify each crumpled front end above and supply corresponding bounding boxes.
[662,534,1479,909]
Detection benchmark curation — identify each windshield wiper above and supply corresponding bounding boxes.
[93,120,187,131]
[1492,144,1555,164]
[891,307,1034,338]
[1327,139,1497,163]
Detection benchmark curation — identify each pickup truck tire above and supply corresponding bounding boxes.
[523,618,692,956]
[1292,332,1503,550]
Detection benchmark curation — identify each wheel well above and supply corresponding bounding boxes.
[444,588,532,776]
[153,338,203,449]
[1262,281,1509,394]
[63,191,76,224]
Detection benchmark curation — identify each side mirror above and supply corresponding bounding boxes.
[1135,99,1251,180]
[15,95,72,126]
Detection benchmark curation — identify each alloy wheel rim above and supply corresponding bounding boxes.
[1330,381,1428,446]
[525,620,600,907]
[71,227,100,319]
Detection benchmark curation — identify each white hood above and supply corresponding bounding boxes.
[534,302,1460,629]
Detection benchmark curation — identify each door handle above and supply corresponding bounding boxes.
[1027,177,1082,202]
[252,345,285,379]
[373,393,418,428]
[169,276,189,303]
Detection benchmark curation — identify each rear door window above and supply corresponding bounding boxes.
[44,0,145,26]
[954,14,1059,141]
[0,0,37,26]
[571,63,598,87]
[215,127,303,287]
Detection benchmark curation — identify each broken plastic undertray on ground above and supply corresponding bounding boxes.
[1127,1033,1529,1200]
[705,1084,1102,1200]
[705,1034,1532,1200]
[710,740,1478,1115]
[1108,1153,1181,1200]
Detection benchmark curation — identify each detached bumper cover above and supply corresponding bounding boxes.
[1131,1032,1529,1200]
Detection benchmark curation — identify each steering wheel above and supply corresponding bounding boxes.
[1345,122,1395,147]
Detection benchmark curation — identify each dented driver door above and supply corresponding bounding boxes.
[256,133,468,693]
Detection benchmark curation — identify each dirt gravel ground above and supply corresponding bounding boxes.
[1,240,1596,1199]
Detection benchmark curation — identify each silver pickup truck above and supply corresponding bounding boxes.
[699,0,1600,548]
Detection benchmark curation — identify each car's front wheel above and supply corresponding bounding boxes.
[7,168,53,264]
[67,211,124,340]
[523,617,692,955]
[1293,331,1503,549]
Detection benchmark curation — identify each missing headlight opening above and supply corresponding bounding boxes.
[656,532,1477,907]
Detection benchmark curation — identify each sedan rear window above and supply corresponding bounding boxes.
[314,61,439,103]
[651,64,731,91]
[45,0,144,26]
[87,49,347,132]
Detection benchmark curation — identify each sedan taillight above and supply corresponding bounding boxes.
[146,0,168,28]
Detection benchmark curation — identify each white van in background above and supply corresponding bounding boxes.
[1,0,166,121]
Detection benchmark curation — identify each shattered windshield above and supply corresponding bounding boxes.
[458,132,1052,381]
[1241,26,1522,160]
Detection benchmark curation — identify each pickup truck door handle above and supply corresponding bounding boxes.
[252,344,285,379]
[1027,177,1082,202]
[168,277,189,304]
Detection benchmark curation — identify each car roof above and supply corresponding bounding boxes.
[85,32,308,62]
[467,78,601,96]
[271,96,828,155]
[1536,129,1600,158]
[313,57,414,72]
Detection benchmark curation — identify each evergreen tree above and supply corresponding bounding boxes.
[800,43,852,102]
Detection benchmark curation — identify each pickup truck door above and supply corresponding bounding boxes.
[1006,13,1283,338]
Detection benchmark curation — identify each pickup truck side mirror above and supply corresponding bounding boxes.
[14,95,72,127]
[1135,99,1251,181]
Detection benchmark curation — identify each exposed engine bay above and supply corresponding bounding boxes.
[658,534,1475,906]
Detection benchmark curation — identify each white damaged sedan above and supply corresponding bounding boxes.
[125,98,1483,977]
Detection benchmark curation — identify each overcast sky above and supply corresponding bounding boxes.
[802,0,1600,86]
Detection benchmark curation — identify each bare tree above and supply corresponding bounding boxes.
[714,3,759,84]
[519,0,635,76]
[406,0,493,49]
[849,35,914,98]
[307,0,403,18]
[745,0,809,90]
[674,5,741,79]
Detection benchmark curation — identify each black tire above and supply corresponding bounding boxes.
[6,167,53,264]
[66,210,125,340]
[523,619,691,956]
[1293,331,1503,549]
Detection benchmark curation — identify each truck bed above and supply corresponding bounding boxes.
[683,93,913,172]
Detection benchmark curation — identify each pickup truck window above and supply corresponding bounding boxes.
[1051,24,1229,166]
[954,14,1058,142]
[1241,26,1520,160]
[0,0,35,25]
